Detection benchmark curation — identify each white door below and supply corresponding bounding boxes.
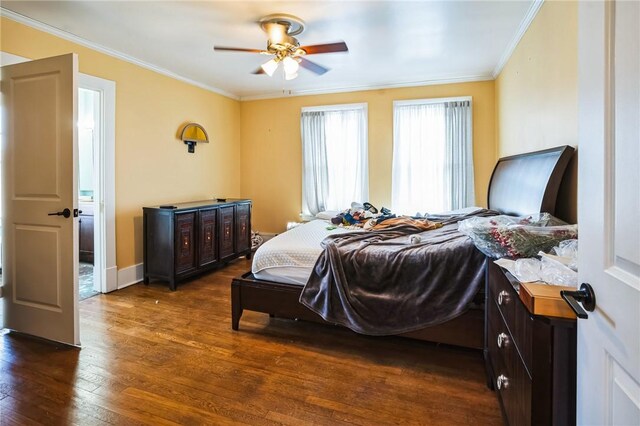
[577,1,640,424]
[1,53,80,346]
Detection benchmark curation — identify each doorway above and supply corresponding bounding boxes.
[77,73,117,296]
[78,87,100,300]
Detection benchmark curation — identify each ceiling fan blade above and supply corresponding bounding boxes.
[252,67,266,75]
[299,41,348,55]
[214,46,264,53]
[299,57,329,75]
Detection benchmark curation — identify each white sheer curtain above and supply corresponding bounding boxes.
[444,101,475,209]
[301,104,368,216]
[391,99,474,215]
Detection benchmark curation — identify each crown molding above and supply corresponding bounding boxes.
[0,7,240,100]
[239,74,494,101]
[492,0,545,79]
[2,1,541,103]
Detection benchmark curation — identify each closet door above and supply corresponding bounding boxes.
[175,212,197,275]
[198,208,218,267]
[219,206,235,260]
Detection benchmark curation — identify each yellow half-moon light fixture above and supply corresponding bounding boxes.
[180,122,209,153]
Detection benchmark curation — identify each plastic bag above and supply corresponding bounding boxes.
[553,239,578,271]
[538,254,578,286]
[458,213,578,258]
[513,258,542,282]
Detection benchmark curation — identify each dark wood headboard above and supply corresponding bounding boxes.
[487,146,575,217]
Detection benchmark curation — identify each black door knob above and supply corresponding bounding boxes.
[561,283,596,319]
[48,208,71,218]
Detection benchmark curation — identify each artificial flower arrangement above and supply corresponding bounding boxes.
[458,213,578,258]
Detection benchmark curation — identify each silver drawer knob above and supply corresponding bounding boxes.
[497,290,510,305]
[497,374,509,390]
[497,332,509,348]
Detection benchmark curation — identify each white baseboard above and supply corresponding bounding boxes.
[105,266,118,293]
[117,263,143,290]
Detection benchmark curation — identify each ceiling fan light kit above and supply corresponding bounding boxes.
[261,58,279,76]
[214,14,348,80]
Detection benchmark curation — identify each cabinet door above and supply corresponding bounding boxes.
[219,206,235,259]
[79,214,94,264]
[199,208,218,267]
[175,212,197,274]
[235,203,251,254]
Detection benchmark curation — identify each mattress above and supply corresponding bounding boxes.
[252,219,361,285]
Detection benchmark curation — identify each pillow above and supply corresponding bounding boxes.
[315,210,341,221]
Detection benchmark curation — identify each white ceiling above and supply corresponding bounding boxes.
[1,1,539,100]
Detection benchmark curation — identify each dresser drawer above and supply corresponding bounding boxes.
[489,333,532,426]
[488,264,534,373]
[488,296,520,380]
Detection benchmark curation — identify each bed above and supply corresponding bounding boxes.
[231,145,575,349]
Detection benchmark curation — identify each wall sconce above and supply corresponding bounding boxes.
[180,122,209,153]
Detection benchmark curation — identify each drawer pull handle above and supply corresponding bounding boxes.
[497,332,509,348]
[497,290,510,305]
[496,374,509,390]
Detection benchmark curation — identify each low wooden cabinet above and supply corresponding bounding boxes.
[143,199,251,290]
[484,261,576,426]
[79,203,94,264]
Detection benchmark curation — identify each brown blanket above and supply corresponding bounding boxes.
[299,210,496,335]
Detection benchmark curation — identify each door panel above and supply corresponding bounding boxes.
[14,225,61,309]
[577,2,640,424]
[1,53,79,345]
[175,212,196,274]
[12,73,60,199]
[235,203,250,254]
[219,206,235,259]
[199,209,217,267]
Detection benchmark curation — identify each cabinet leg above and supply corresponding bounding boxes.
[169,280,177,291]
[245,253,252,260]
[143,275,149,284]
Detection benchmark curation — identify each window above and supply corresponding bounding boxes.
[391,97,474,215]
[301,103,368,216]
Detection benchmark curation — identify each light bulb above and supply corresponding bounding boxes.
[283,56,299,74]
[261,59,278,76]
[285,71,298,81]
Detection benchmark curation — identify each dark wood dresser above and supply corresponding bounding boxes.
[143,199,251,290]
[484,261,577,426]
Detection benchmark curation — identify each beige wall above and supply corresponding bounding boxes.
[495,1,578,222]
[240,82,496,233]
[1,18,242,269]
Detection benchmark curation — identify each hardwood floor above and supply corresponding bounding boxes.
[0,259,502,425]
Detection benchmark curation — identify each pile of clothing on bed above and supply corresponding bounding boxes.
[329,202,442,231]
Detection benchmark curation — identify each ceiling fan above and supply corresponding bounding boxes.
[214,14,348,80]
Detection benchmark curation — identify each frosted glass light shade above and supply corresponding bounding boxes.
[261,59,279,76]
[283,56,299,74]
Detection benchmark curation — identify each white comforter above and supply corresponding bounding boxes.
[252,220,361,285]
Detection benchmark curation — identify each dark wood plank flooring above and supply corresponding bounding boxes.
[0,259,501,425]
